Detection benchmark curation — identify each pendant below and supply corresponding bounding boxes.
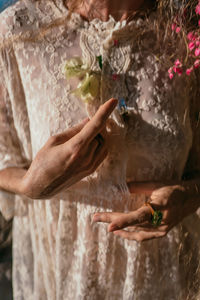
[118,98,128,116]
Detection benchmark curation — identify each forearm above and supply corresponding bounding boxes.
[0,167,28,195]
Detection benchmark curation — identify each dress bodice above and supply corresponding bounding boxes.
[1,0,192,184]
[0,1,194,209]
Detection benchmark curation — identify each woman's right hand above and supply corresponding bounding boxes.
[21,98,118,199]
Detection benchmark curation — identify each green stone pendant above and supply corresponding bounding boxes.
[151,211,163,226]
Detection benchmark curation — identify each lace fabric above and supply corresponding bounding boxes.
[0,1,200,299]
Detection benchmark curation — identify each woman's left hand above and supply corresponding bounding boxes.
[92,183,199,242]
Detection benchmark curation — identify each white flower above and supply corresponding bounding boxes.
[64,57,89,79]
[73,73,100,103]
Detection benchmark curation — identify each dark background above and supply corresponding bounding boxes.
[0,213,13,300]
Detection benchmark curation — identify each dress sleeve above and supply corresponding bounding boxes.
[0,47,32,220]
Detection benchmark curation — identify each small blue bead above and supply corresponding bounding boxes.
[0,0,19,13]
[118,98,128,115]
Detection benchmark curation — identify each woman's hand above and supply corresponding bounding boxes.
[21,98,118,199]
[92,182,200,242]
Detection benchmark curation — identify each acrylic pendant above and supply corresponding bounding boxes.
[151,211,163,226]
[118,98,128,116]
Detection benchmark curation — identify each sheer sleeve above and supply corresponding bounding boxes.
[0,47,32,220]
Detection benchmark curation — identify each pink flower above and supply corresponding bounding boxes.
[188,42,195,51]
[177,68,183,76]
[194,59,200,68]
[195,48,200,56]
[174,59,182,66]
[168,67,173,74]
[171,23,176,31]
[186,67,193,75]
[168,5,200,80]
[196,40,200,47]
[187,32,196,41]
[173,66,183,75]
[195,3,200,15]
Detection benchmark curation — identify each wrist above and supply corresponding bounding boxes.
[20,173,35,199]
[19,175,27,196]
[17,169,29,196]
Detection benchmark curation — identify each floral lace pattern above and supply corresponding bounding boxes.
[0,1,200,299]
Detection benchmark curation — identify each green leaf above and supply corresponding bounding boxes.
[96,55,103,70]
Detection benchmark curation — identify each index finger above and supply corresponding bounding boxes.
[77,98,118,144]
[93,207,152,232]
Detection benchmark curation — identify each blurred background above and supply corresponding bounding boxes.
[0,213,13,300]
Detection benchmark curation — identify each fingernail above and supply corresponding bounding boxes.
[93,213,101,222]
[111,98,118,102]
[106,98,117,107]
[110,98,118,107]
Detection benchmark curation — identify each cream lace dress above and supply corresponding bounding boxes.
[0,1,200,299]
